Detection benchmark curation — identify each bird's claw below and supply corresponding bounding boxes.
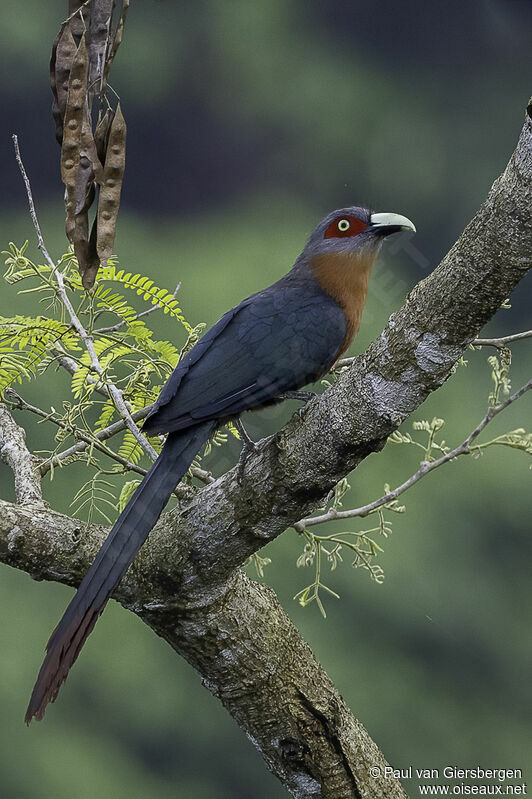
[234,418,260,481]
[236,437,260,481]
[278,390,317,420]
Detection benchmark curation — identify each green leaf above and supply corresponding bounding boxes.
[117,479,141,513]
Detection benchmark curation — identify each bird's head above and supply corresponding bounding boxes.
[293,206,416,332]
[302,205,416,259]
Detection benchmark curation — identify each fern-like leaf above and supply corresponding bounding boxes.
[0,315,80,394]
[118,430,144,466]
[98,266,190,331]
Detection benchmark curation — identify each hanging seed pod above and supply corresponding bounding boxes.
[50,23,77,145]
[81,218,101,290]
[88,0,114,103]
[94,108,112,163]
[75,106,105,218]
[74,153,94,215]
[97,102,126,265]
[81,109,105,187]
[61,34,89,244]
[51,2,128,291]
[75,111,106,289]
[73,219,89,283]
[73,170,95,287]
[74,177,101,290]
[105,0,130,80]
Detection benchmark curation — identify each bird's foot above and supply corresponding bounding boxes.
[278,390,316,403]
[278,390,317,420]
[234,418,260,481]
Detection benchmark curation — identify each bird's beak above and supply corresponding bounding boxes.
[370,212,416,236]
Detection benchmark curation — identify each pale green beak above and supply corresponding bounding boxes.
[370,212,416,235]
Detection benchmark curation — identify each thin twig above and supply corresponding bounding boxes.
[63,0,91,26]
[190,465,215,484]
[4,391,194,499]
[6,390,147,476]
[93,282,182,334]
[473,330,532,349]
[12,134,157,462]
[334,357,356,369]
[294,377,532,531]
[6,389,213,486]
[41,409,151,472]
[51,345,113,400]
[5,388,152,474]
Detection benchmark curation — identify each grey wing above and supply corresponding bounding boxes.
[143,286,346,435]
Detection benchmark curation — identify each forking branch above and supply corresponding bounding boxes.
[295,375,532,532]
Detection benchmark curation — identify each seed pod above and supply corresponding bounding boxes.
[50,23,77,145]
[94,109,112,164]
[81,218,101,290]
[73,218,89,284]
[74,153,94,216]
[105,0,130,80]
[77,105,105,213]
[72,172,96,287]
[88,0,114,102]
[61,34,89,244]
[75,111,105,290]
[97,103,126,265]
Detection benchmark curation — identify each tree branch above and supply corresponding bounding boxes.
[38,402,154,474]
[4,390,195,500]
[0,405,43,505]
[294,376,532,530]
[0,498,403,799]
[50,344,112,400]
[3,103,532,797]
[473,329,532,349]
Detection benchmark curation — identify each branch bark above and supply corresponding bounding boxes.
[0,406,43,506]
[2,103,531,798]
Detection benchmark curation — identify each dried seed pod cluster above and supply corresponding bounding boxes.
[50,1,129,290]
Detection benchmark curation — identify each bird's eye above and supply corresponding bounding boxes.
[324,215,367,239]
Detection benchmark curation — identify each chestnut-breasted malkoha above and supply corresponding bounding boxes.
[26,206,415,723]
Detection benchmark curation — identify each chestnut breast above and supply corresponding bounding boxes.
[310,250,378,362]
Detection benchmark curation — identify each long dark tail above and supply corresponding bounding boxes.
[25,422,214,723]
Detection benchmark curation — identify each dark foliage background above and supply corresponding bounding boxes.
[1,2,531,796]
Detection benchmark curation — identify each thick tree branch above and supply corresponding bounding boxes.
[0,406,43,506]
[0,500,404,799]
[2,104,531,798]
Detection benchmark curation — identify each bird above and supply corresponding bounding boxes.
[25,205,415,723]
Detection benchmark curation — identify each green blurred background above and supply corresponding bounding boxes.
[1,1,531,796]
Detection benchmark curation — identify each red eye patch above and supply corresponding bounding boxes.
[324,215,368,239]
